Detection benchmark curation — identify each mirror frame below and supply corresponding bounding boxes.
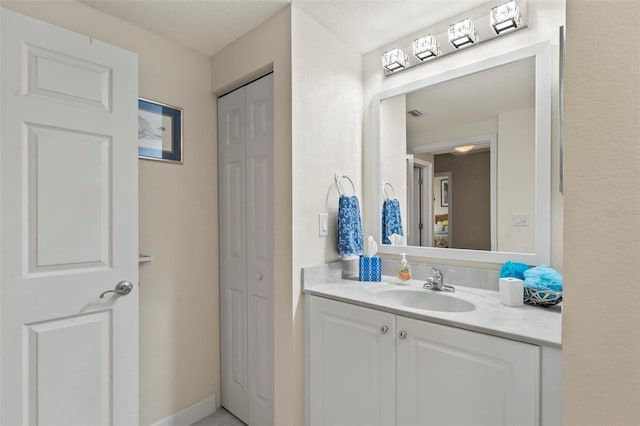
[371,42,551,265]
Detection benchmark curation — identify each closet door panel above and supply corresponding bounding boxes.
[218,88,249,423]
[245,74,274,426]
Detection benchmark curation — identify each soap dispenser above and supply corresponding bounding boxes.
[397,253,412,282]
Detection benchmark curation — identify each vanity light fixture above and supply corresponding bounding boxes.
[491,0,522,34]
[382,48,409,72]
[448,18,477,49]
[380,0,528,76]
[490,0,522,34]
[413,35,440,61]
[454,145,475,153]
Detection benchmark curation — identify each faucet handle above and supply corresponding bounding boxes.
[427,266,443,281]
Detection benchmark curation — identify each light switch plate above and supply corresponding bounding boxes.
[319,213,328,236]
[513,212,529,227]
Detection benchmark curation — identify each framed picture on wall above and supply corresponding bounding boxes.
[441,179,449,207]
[138,98,183,164]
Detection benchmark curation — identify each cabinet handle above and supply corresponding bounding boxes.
[380,325,389,334]
[398,330,407,339]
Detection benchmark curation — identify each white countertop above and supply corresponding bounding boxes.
[303,276,562,348]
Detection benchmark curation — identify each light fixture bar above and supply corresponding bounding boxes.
[491,0,522,34]
[413,35,440,61]
[382,48,409,72]
[380,0,528,76]
[448,18,477,49]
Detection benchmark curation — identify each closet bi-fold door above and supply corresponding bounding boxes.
[245,74,274,426]
[219,87,249,423]
[218,73,274,425]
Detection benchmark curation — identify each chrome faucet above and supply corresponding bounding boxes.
[423,266,455,293]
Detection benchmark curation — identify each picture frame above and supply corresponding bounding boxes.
[138,98,183,164]
[441,179,449,207]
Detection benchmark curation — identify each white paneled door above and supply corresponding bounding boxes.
[0,10,139,425]
[218,74,274,426]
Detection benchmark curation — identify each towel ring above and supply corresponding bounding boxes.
[335,173,356,196]
[381,181,396,200]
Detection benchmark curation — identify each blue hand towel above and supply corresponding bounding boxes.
[524,265,563,292]
[337,195,364,257]
[499,261,531,280]
[382,198,404,245]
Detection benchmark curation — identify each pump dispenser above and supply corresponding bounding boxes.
[397,253,412,282]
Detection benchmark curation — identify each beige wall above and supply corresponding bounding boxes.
[563,1,640,424]
[291,6,363,425]
[210,8,293,425]
[497,107,535,253]
[1,2,219,424]
[363,0,565,270]
[435,152,491,251]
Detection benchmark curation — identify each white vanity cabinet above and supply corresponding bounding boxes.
[307,295,396,426]
[307,295,554,426]
[396,315,539,426]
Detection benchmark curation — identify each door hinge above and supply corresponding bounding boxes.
[418,223,423,231]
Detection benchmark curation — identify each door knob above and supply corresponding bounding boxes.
[100,280,133,299]
[256,273,263,281]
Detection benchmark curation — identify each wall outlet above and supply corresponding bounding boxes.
[319,213,328,237]
[513,212,529,227]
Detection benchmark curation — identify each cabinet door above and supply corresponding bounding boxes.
[396,316,540,426]
[308,296,396,426]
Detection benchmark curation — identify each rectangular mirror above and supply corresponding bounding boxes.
[372,42,551,264]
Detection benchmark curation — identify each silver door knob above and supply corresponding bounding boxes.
[398,330,407,339]
[256,273,263,281]
[100,280,133,299]
[380,325,389,334]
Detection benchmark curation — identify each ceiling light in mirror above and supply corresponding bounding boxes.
[491,0,522,34]
[413,35,440,61]
[448,18,477,49]
[454,145,475,153]
[382,48,409,72]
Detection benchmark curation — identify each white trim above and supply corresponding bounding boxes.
[151,395,217,426]
[372,41,552,265]
[406,155,415,243]
[409,133,495,155]
[412,159,433,247]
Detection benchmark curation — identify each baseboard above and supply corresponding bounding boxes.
[151,395,217,426]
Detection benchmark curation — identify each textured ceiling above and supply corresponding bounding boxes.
[81,0,291,56]
[295,0,486,54]
[81,0,488,57]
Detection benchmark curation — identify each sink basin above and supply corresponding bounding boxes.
[376,289,476,313]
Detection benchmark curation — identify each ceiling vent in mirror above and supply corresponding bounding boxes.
[380,0,528,76]
[448,19,477,49]
[407,109,423,118]
[491,0,523,34]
